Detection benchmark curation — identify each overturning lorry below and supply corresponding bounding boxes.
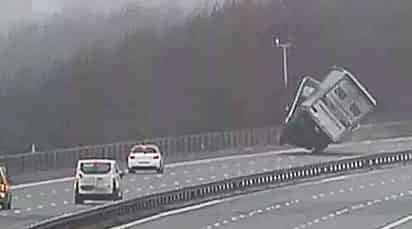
[279,66,377,152]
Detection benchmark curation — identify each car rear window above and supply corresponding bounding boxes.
[80,162,111,174]
[132,147,157,154]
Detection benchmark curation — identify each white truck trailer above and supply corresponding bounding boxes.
[279,66,377,152]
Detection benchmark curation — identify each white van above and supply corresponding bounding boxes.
[74,159,124,204]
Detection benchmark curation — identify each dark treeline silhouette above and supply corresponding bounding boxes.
[0,0,411,153]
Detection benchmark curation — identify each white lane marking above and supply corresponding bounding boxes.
[109,199,225,229]
[339,189,345,193]
[257,209,263,213]
[275,204,281,209]
[213,222,220,227]
[239,214,246,219]
[312,195,318,200]
[321,176,347,183]
[379,215,412,229]
[210,176,216,180]
[37,205,43,209]
[13,135,412,190]
[223,174,229,178]
[11,177,75,190]
[14,210,21,214]
[222,220,229,224]
[174,182,180,186]
[156,174,163,178]
[330,191,335,195]
[51,202,56,207]
[198,177,205,181]
[382,181,386,185]
[63,201,69,205]
[231,217,238,221]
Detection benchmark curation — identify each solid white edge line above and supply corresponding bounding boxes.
[11,135,412,190]
[109,169,390,229]
[380,215,412,229]
[110,199,226,229]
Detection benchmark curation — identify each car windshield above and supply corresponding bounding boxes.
[80,162,111,174]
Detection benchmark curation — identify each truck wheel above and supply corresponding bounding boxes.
[311,143,328,153]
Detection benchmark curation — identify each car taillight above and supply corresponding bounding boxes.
[0,184,8,193]
[153,155,159,159]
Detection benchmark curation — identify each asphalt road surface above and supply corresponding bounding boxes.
[132,159,412,229]
[2,136,412,229]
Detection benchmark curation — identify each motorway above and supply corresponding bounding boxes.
[127,163,412,229]
[2,137,412,229]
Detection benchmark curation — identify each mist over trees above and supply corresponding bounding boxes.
[0,0,411,153]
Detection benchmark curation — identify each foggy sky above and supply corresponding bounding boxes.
[0,0,216,33]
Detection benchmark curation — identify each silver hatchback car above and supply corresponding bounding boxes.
[74,159,124,204]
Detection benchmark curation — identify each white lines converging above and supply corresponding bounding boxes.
[291,191,412,229]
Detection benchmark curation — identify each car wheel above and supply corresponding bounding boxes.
[5,199,11,210]
[74,186,83,205]
[157,164,164,174]
[74,193,83,205]
[112,181,121,201]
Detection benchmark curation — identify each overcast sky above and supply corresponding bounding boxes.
[0,0,211,33]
